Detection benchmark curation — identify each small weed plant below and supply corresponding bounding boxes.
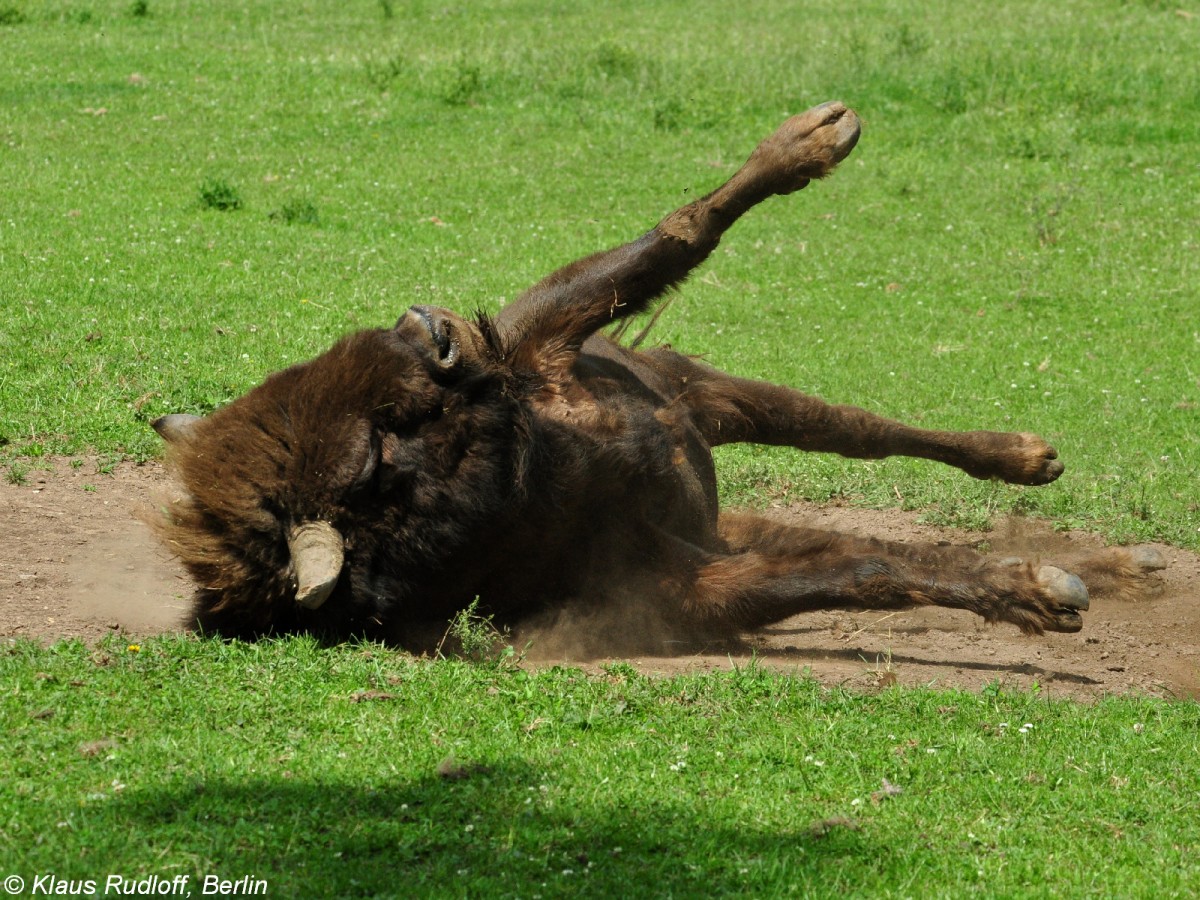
[440,59,482,106]
[441,597,516,664]
[198,178,242,212]
[269,197,319,225]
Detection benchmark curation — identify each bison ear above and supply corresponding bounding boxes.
[152,413,203,443]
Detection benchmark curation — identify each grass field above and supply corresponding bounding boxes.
[2,0,1197,546]
[5,637,1200,897]
[2,0,1199,895]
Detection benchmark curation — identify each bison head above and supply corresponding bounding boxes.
[153,306,526,639]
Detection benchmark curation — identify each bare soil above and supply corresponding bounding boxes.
[3,458,1197,700]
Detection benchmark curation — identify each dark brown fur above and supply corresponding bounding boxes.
[153,102,1160,649]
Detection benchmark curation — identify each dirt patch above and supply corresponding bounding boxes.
[1,459,191,643]
[3,458,1197,700]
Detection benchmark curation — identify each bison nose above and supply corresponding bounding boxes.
[403,305,461,369]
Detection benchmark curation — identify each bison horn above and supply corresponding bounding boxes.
[287,521,344,609]
[152,413,203,443]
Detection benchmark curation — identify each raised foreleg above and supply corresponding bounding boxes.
[495,101,861,372]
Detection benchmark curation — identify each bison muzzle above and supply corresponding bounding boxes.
[152,101,1165,650]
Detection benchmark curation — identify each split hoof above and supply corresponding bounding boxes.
[965,431,1063,485]
[1034,456,1065,484]
[1009,433,1063,485]
[754,101,862,194]
[1127,545,1167,573]
[1037,565,1089,632]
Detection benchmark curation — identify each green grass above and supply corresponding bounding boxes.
[3,635,1199,897]
[2,3,1199,895]
[0,0,1197,548]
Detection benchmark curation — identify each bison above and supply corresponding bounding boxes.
[152,101,1164,652]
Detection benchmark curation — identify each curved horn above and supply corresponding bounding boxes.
[287,521,344,609]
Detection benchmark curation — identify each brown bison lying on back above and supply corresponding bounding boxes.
[153,102,1164,648]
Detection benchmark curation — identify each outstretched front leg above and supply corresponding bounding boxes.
[495,101,861,372]
[642,349,1064,485]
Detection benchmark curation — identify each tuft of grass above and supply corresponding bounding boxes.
[268,197,319,226]
[652,97,685,131]
[0,5,26,26]
[439,57,482,106]
[198,177,242,212]
[129,0,148,18]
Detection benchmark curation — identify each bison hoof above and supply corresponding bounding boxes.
[1036,565,1089,632]
[1127,545,1167,573]
[1032,456,1065,485]
[968,432,1064,485]
[756,101,862,193]
[1012,434,1063,485]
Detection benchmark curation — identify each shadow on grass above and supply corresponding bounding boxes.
[753,642,1103,686]
[97,760,863,895]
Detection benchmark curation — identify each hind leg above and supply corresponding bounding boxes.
[663,513,1090,635]
[641,348,1063,486]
